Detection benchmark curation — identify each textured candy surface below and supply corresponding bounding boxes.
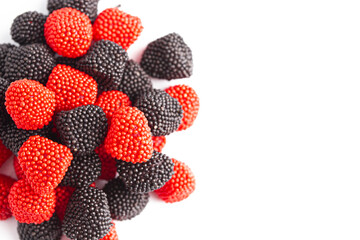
[100,221,118,240]
[95,144,117,180]
[95,90,131,122]
[48,0,99,22]
[0,174,15,220]
[11,11,46,45]
[55,186,75,222]
[152,136,166,152]
[0,139,12,168]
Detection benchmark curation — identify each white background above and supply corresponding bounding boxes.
[0,0,360,239]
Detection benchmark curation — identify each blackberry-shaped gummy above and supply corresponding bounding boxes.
[77,40,128,91]
[48,0,99,22]
[103,178,149,220]
[11,11,47,45]
[0,44,16,77]
[134,89,183,136]
[117,60,153,102]
[117,151,174,193]
[4,43,56,85]
[62,186,112,240]
[17,213,62,240]
[0,120,52,155]
[140,33,193,80]
[56,105,108,155]
[60,152,101,188]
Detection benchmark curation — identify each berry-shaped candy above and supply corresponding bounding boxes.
[60,152,101,188]
[0,43,16,77]
[77,40,128,91]
[165,84,200,131]
[48,0,99,22]
[100,221,118,240]
[95,90,131,122]
[117,60,152,103]
[11,11,47,45]
[95,144,117,180]
[152,136,166,152]
[103,178,149,220]
[0,139,12,168]
[140,33,193,80]
[134,89,183,136]
[13,156,25,180]
[18,135,73,195]
[45,7,93,58]
[104,106,153,163]
[0,120,52,155]
[8,178,56,224]
[17,213,62,240]
[56,105,108,155]
[155,158,195,203]
[117,151,174,193]
[0,174,15,220]
[4,43,56,85]
[47,64,98,112]
[93,8,143,50]
[62,186,112,240]
[5,79,56,130]
[55,186,75,221]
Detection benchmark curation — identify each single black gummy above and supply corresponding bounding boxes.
[60,152,101,188]
[117,151,174,193]
[134,89,183,136]
[11,11,47,45]
[117,60,153,103]
[17,213,62,240]
[62,186,112,240]
[0,120,52,155]
[0,44,16,77]
[48,0,99,22]
[140,32,193,80]
[55,105,108,155]
[103,178,149,220]
[77,40,128,91]
[4,43,56,85]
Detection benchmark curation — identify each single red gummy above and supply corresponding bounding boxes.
[155,158,195,203]
[95,90,131,123]
[47,64,98,112]
[152,136,166,152]
[8,178,56,224]
[95,144,117,180]
[165,84,199,131]
[5,79,55,130]
[0,174,15,220]
[0,139,12,168]
[100,221,118,240]
[45,7,93,58]
[104,106,153,163]
[93,8,143,50]
[18,135,73,195]
[13,156,25,180]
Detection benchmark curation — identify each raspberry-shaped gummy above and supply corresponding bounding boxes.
[134,89,183,136]
[152,136,166,152]
[55,186,75,221]
[5,79,56,130]
[117,60,152,103]
[165,84,200,131]
[77,40,128,91]
[155,158,196,203]
[47,64,98,112]
[18,135,73,195]
[100,221,119,240]
[56,105,108,155]
[8,179,56,224]
[45,7,93,58]
[104,106,153,163]
[0,174,15,220]
[60,152,101,188]
[0,139,12,168]
[11,11,47,45]
[17,213,62,240]
[103,178,149,220]
[95,144,117,180]
[62,187,112,240]
[4,43,56,85]
[48,0,99,22]
[140,33,193,80]
[95,90,131,122]
[117,151,174,193]
[93,8,143,50]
